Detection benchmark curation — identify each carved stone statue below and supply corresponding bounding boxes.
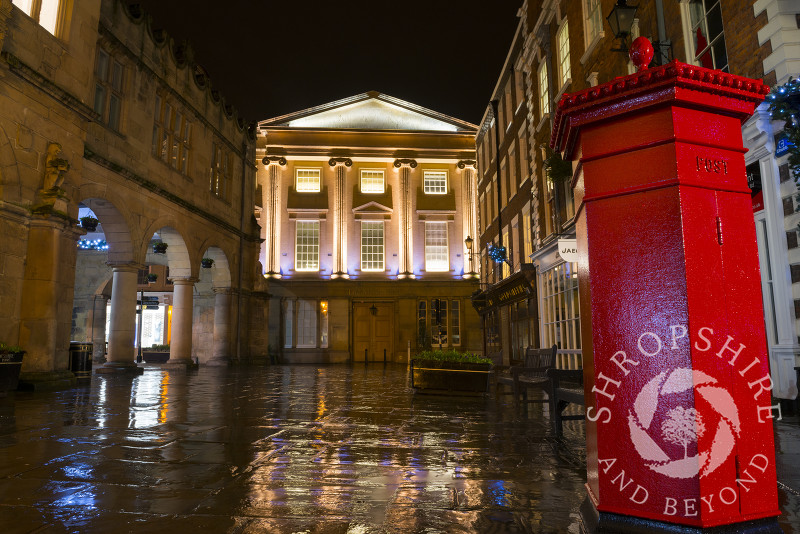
[43,142,70,191]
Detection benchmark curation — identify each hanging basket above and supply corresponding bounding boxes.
[153,242,168,254]
[147,273,158,283]
[201,258,214,268]
[80,217,99,232]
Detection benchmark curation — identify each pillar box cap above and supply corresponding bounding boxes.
[550,61,770,159]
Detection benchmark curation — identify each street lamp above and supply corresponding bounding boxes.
[464,236,477,278]
[607,0,638,53]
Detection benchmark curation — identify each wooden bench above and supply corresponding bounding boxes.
[512,345,557,405]
[547,368,585,437]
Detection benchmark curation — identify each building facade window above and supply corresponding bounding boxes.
[522,205,533,261]
[297,300,317,348]
[210,142,232,200]
[584,0,603,46]
[283,299,328,349]
[425,221,449,272]
[538,63,550,118]
[361,221,384,271]
[296,168,321,192]
[502,228,510,278]
[417,298,461,347]
[360,170,384,193]
[152,95,192,175]
[684,0,728,71]
[423,171,447,194]
[12,0,64,36]
[557,20,572,88]
[295,220,320,271]
[540,262,581,366]
[93,49,123,131]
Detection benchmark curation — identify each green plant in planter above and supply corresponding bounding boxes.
[79,216,99,231]
[201,257,214,268]
[152,241,168,254]
[0,342,25,354]
[415,349,491,365]
[149,344,170,352]
[147,273,158,283]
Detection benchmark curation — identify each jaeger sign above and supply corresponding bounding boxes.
[551,40,780,531]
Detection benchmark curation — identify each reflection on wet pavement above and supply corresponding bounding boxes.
[0,364,797,533]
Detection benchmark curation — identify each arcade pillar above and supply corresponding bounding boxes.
[99,263,143,374]
[550,41,780,531]
[207,287,231,366]
[166,278,197,368]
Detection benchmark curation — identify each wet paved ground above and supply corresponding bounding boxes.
[0,364,798,533]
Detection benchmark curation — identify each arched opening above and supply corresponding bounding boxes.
[194,245,233,364]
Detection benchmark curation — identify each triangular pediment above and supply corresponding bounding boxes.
[353,201,393,214]
[261,92,477,133]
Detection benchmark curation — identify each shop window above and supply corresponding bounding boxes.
[540,262,581,365]
[93,49,124,131]
[283,299,328,349]
[297,300,317,347]
[360,170,384,193]
[424,222,448,272]
[296,168,321,192]
[361,221,384,271]
[417,299,461,347]
[284,300,294,348]
[423,171,447,194]
[295,221,320,271]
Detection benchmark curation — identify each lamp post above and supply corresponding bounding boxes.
[464,235,476,278]
[607,0,638,53]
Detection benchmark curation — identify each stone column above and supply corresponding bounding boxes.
[98,263,142,374]
[262,156,285,277]
[165,278,197,368]
[328,157,352,278]
[394,159,417,278]
[206,287,231,366]
[91,294,109,364]
[459,160,478,277]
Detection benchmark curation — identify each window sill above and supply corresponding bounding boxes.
[536,114,550,134]
[555,79,572,102]
[580,31,605,66]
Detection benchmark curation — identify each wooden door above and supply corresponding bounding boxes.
[352,303,393,362]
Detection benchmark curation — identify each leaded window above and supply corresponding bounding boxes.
[93,49,124,131]
[152,96,192,175]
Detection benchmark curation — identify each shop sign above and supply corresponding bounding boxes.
[746,161,763,213]
[558,239,578,262]
[775,135,792,157]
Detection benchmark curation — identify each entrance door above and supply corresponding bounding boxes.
[353,302,393,362]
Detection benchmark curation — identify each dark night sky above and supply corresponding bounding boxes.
[132,1,523,126]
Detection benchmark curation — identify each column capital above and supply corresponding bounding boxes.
[457,160,477,170]
[393,158,417,169]
[328,157,353,167]
[171,277,199,286]
[105,261,143,273]
[212,286,232,295]
[262,155,287,167]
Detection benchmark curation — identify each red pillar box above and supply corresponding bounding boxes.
[551,41,781,532]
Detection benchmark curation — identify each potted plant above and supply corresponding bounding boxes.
[411,349,492,395]
[153,241,168,254]
[147,273,158,283]
[142,343,170,364]
[201,257,214,268]
[0,342,25,394]
[79,216,99,231]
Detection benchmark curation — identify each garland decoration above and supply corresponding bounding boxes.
[765,77,800,182]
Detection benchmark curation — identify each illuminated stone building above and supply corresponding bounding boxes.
[256,92,482,363]
[0,0,259,387]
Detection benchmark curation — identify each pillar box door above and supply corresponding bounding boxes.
[551,49,780,530]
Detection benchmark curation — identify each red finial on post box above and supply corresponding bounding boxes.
[629,36,654,71]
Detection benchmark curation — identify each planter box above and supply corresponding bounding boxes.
[0,351,25,392]
[142,351,169,363]
[411,359,491,395]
